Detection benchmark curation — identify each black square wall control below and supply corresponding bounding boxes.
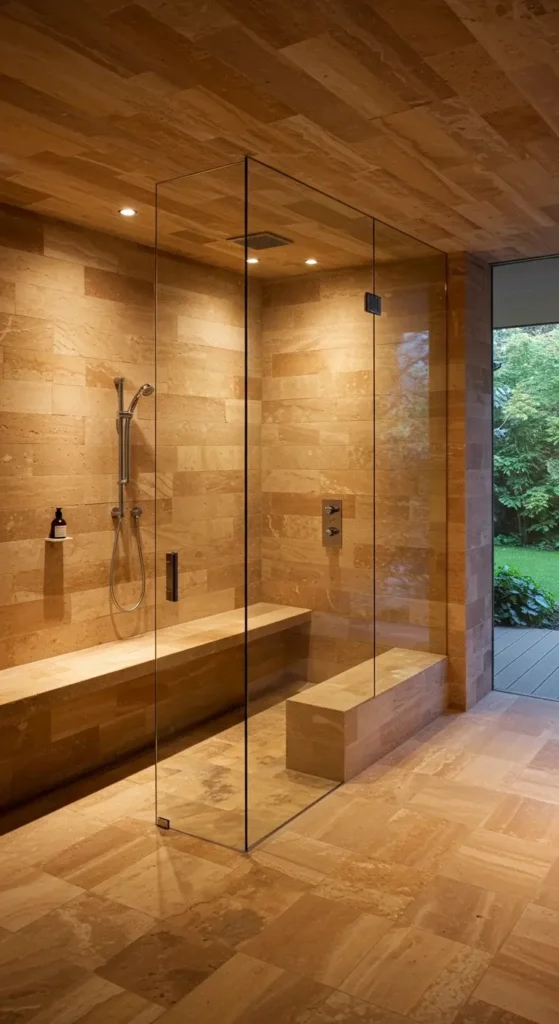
[364,292,382,315]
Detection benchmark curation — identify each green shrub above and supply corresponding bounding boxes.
[494,533,521,547]
[494,565,558,627]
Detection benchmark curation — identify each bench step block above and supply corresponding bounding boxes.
[286,649,447,782]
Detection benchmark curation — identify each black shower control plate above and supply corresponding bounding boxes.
[364,292,382,315]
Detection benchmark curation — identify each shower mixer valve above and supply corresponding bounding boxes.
[322,498,343,548]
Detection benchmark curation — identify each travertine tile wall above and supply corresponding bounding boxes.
[0,203,261,670]
[155,254,262,629]
[0,198,447,690]
[259,256,447,685]
[0,204,155,669]
[447,252,492,710]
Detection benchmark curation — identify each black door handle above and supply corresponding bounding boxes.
[166,551,179,602]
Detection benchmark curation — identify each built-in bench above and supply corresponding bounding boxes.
[0,603,311,809]
[286,648,447,782]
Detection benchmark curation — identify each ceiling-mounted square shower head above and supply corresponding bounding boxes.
[228,231,293,250]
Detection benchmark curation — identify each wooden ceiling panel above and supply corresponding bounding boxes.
[0,0,559,260]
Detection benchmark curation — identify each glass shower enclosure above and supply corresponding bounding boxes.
[153,157,447,852]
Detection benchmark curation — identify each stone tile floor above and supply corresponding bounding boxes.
[154,678,338,850]
[1,690,559,1022]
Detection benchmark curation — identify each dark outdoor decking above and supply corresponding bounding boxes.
[494,626,559,700]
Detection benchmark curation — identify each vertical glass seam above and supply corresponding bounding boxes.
[154,181,159,824]
[444,253,450,666]
[490,261,495,690]
[243,155,249,853]
[372,216,376,700]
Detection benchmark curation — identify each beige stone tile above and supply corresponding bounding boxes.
[483,794,559,846]
[118,815,242,864]
[0,892,154,970]
[24,975,165,1024]
[304,990,410,1024]
[369,807,468,873]
[252,830,350,884]
[92,847,230,919]
[314,854,433,919]
[98,925,232,1007]
[481,730,548,765]
[455,997,537,1023]
[385,742,475,779]
[507,766,559,806]
[498,703,557,739]
[243,893,391,987]
[344,766,430,805]
[165,861,310,950]
[154,799,247,851]
[474,903,559,1024]
[408,778,501,828]
[441,829,557,900]
[73,782,155,825]
[528,739,559,774]
[453,755,523,792]
[153,951,330,1024]
[42,824,161,889]
[534,853,559,912]
[427,718,493,755]
[0,943,88,1023]
[341,925,490,1023]
[287,792,396,853]
[0,855,84,932]
[0,807,107,867]
[116,817,243,871]
[0,378,52,414]
[400,875,524,953]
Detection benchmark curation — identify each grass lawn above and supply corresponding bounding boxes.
[494,545,559,600]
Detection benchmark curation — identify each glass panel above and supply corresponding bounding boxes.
[245,157,375,848]
[493,320,559,701]
[154,161,247,851]
[374,223,447,680]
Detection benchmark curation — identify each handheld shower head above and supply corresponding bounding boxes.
[127,382,155,416]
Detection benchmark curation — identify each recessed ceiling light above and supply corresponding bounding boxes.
[246,257,259,264]
[119,207,137,217]
[305,258,318,265]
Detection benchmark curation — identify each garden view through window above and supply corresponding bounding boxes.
[494,322,559,700]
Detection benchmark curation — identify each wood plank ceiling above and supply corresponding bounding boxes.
[1,0,559,260]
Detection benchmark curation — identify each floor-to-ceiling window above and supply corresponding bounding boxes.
[493,259,559,700]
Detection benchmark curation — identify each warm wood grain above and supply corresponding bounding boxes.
[0,1,558,258]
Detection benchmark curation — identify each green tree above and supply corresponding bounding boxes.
[494,324,559,545]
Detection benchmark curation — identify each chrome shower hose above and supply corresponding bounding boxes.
[109,512,146,613]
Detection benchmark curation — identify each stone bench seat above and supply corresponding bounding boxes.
[0,602,311,809]
[286,648,447,782]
